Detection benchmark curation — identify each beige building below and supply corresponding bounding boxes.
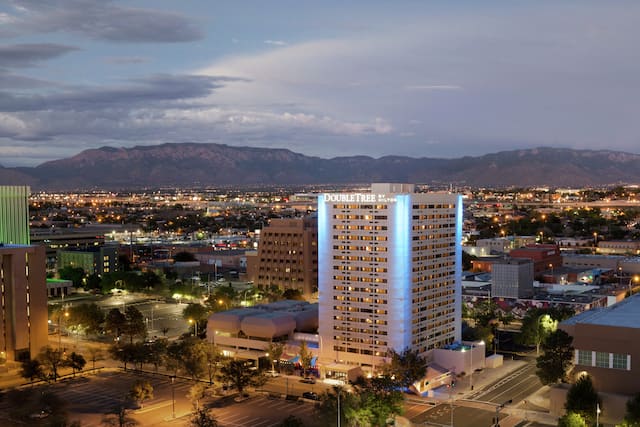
[247,217,318,296]
[0,244,48,361]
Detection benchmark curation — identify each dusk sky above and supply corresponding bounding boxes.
[1,1,639,167]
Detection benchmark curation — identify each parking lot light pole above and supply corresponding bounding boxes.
[170,375,176,418]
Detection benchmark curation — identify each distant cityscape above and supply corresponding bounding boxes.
[1,183,640,426]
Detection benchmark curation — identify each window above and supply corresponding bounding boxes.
[577,350,592,366]
[595,351,609,368]
[612,353,628,370]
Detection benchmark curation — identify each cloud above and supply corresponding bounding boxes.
[0,43,78,68]
[0,74,243,112]
[2,0,203,43]
[104,56,151,65]
[404,85,462,91]
[264,40,287,46]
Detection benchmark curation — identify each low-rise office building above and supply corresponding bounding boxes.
[560,294,640,395]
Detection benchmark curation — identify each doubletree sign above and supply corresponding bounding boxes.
[322,193,397,203]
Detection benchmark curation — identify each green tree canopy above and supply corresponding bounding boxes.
[298,340,313,377]
[217,359,266,395]
[68,303,105,335]
[189,408,218,427]
[557,412,588,427]
[381,347,427,389]
[267,342,285,372]
[105,308,127,338]
[623,392,640,426]
[183,303,209,322]
[58,265,86,287]
[19,358,44,382]
[122,306,147,343]
[66,352,86,377]
[536,329,574,385]
[37,346,65,382]
[129,380,154,408]
[565,375,601,425]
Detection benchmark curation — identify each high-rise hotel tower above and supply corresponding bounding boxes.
[318,184,462,373]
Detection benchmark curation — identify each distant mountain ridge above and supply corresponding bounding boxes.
[1,143,640,190]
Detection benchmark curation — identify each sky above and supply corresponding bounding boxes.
[0,0,639,167]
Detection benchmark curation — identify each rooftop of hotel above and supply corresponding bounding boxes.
[561,293,640,329]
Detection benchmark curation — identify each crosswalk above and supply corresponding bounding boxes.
[212,395,316,427]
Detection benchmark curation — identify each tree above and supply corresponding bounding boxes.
[218,359,265,395]
[189,408,218,427]
[58,265,86,287]
[102,405,139,427]
[204,344,222,384]
[557,412,587,427]
[282,289,304,300]
[565,375,601,425]
[67,303,105,336]
[623,392,640,426]
[181,338,208,380]
[38,346,65,382]
[147,339,168,372]
[188,383,207,410]
[382,347,427,389]
[19,358,44,382]
[518,309,557,355]
[122,306,147,343]
[536,329,574,385]
[129,380,154,409]
[105,308,127,339]
[183,303,209,322]
[87,347,104,370]
[299,340,313,378]
[66,352,86,377]
[267,342,284,372]
[278,415,305,427]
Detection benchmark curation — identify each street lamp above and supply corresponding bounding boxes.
[189,318,198,337]
[58,310,69,350]
[629,275,640,296]
[494,399,512,427]
[170,375,176,418]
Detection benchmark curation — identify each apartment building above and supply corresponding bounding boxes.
[491,257,534,299]
[57,245,118,276]
[247,217,318,296]
[0,244,48,361]
[318,183,462,375]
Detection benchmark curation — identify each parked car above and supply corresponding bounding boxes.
[302,391,320,400]
[300,377,316,384]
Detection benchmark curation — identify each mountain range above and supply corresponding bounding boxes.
[2,143,640,190]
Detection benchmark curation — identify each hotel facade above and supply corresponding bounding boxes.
[318,184,462,374]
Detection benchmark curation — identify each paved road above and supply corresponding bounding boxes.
[466,362,542,407]
[407,359,551,427]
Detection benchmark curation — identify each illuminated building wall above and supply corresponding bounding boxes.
[0,186,30,245]
[0,244,48,361]
[318,184,462,373]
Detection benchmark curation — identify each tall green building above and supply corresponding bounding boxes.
[0,186,30,245]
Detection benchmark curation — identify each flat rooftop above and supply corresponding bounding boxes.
[562,293,640,329]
